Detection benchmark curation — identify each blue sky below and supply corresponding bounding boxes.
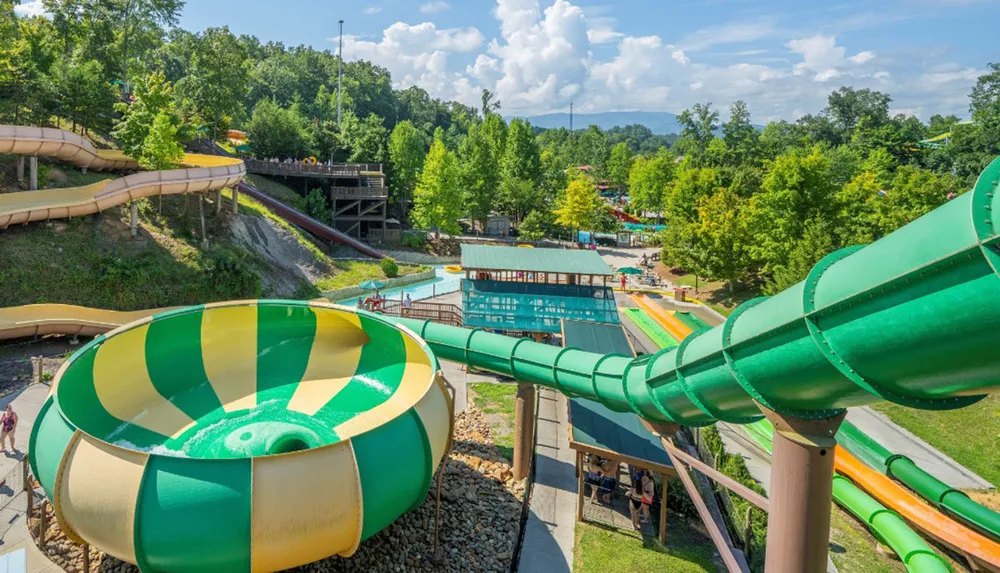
[19,0,1000,121]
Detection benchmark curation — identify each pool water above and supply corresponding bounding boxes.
[336,265,462,305]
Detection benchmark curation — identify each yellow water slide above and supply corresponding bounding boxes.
[0,125,245,227]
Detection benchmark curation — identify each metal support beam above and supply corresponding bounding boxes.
[761,406,845,573]
[130,201,139,238]
[29,156,38,190]
[232,186,240,215]
[16,155,24,185]
[216,189,222,215]
[513,382,536,481]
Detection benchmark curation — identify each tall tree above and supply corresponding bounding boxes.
[112,71,180,159]
[246,98,312,160]
[694,187,753,293]
[139,110,183,170]
[722,100,760,165]
[179,26,248,141]
[676,102,719,157]
[460,121,501,232]
[388,120,426,224]
[412,137,461,238]
[554,173,603,232]
[628,149,673,217]
[500,118,542,222]
[606,142,634,192]
[826,86,892,135]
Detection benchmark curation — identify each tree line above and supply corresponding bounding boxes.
[4,1,1000,296]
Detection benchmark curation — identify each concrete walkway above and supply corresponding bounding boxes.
[846,406,994,490]
[0,383,61,572]
[517,388,576,573]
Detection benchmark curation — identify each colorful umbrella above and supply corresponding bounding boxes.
[359,280,386,290]
[618,267,643,275]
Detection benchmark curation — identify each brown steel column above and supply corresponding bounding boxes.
[512,382,536,481]
[761,406,845,573]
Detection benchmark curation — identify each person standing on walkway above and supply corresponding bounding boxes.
[403,293,412,316]
[0,404,17,453]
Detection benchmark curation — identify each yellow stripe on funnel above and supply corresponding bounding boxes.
[286,309,367,416]
[413,373,453,467]
[333,334,434,439]
[93,323,194,437]
[57,434,148,565]
[250,441,363,571]
[201,304,258,412]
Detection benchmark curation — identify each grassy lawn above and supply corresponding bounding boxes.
[245,174,308,212]
[574,516,718,573]
[314,260,426,292]
[0,194,262,310]
[872,394,1000,487]
[469,382,517,461]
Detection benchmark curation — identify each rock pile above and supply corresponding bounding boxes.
[36,405,526,573]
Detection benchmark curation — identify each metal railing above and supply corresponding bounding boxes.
[379,300,463,326]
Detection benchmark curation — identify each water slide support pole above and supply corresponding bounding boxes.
[16,155,24,185]
[216,189,222,215]
[130,201,138,238]
[761,406,845,573]
[232,185,240,215]
[513,382,536,481]
[29,156,37,190]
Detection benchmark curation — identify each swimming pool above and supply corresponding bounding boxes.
[336,265,463,305]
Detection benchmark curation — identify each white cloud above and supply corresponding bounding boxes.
[363,6,382,15]
[420,1,451,14]
[680,17,779,51]
[337,0,981,121]
[14,0,48,17]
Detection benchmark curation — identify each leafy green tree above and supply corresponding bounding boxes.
[51,58,117,133]
[246,98,312,160]
[694,187,753,293]
[722,100,760,165]
[113,71,181,160]
[826,86,891,135]
[178,26,248,141]
[460,121,501,231]
[927,114,961,137]
[676,102,719,157]
[607,142,634,192]
[344,112,389,164]
[500,118,542,222]
[875,166,958,235]
[554,172,603,232]
[628,149,673,217]
[579,125,610,174]
[667,165,717,224]
[388,120,426,223]
[763,218,836,295]
[518,209,554,241]
[138,110,183,170]
[412,137,461,238]
[835,171,881,245]
[306,189,330,224]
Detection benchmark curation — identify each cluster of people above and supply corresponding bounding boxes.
[357,292,413,313]
[583,454,657,530]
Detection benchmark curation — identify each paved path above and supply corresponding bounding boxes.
[517,388,576,573]
[0,383,61,572]
[846,406,994,490]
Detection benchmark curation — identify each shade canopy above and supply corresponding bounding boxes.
[618,267,643,275]
[359,280,386,290]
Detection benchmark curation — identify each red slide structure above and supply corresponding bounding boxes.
[608,205,640,223]
[237,181,385,260]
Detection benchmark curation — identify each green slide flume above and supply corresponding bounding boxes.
[743,420,951,573]
[395,159,1000,428]
[838,421,1000,541]
[621,307,678,349]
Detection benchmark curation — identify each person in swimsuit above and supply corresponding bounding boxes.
[0,404,17,453]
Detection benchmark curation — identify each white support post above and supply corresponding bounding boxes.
[130,201,138,238]
[29,156,38,190]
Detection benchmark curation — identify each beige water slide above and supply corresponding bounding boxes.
[0,304,172,341]
[0,125,245,227]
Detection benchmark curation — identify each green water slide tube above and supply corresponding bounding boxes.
[743,421,951,573]
[838,421,1000,540]
[621,307,678,349]
[674,310,710,331]
[394,159,1000,427]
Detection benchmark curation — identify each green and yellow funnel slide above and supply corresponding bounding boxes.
[29,301,452,572]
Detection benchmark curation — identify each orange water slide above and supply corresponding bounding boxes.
[835,446,1000,571]
[630,294,693,342]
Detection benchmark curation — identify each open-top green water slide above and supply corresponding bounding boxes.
[743,420,952,572]
[837,421,1000,541]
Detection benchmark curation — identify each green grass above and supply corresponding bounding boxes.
[245,174,308,212]
[872,394,1000,486]
[314,260,426,292]
[0,194,262,310]
[469,382,516,461]
[574,517,718,573]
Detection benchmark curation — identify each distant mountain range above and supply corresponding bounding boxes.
[522,111,684,135]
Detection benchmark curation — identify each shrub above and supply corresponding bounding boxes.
[401,231,426,250]
[380,257,399,278]
[206,249,262,298]
[306,188,330,224]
